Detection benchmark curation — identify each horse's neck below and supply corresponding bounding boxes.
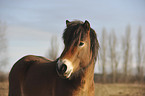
[72,62,95,96]
[81,62,95,90]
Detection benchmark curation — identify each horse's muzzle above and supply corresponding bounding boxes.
[56,59,73,79]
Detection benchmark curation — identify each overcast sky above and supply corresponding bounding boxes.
[0,0,145,72]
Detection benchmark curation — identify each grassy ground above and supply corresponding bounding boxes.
[95,83,145,96]
[0,82,145,96]
[0,82,8,96]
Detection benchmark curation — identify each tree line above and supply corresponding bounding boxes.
[0,21,8,82]
[98,25,145,83]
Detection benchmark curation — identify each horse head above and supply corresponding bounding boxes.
[56,20,99,79]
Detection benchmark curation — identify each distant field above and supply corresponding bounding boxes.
[95,83,145,96]
[0,82,145,96]
[0,82,8,96]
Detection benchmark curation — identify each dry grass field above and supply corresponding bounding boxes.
[95,83,145,96]
[0,82,8,96]
[0,82,145,96]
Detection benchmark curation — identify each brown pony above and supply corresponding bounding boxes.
[9,20,99,96]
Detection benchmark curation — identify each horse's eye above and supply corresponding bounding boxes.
[79,42,85,47]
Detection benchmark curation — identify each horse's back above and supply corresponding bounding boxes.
[9,55,57,96]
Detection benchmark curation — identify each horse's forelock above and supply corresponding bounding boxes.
[63,23,84,47]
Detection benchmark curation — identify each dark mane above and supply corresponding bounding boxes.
[63,21,84,47]
[63,20,99,63]
[90,28,99,62]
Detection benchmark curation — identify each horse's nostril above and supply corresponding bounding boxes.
[59,64,67,74]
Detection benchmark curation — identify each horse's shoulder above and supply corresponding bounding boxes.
[21,55,52,63]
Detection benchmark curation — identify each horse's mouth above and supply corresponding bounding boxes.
[64,70,72,78]
[56,69,72,79]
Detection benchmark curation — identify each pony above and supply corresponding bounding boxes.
[9,20,99,96]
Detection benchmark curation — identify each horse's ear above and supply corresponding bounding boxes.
[83,20,90,31]
[66,20,70,27]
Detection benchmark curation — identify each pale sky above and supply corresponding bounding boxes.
[0,0,145,72]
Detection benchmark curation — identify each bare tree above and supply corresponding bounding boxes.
[109,30,119,83]
[136,26,144,83]
[0,21,8,71]
[100,28,107,83]
[122,25,132,83]
[46,35,59,60]
[143,45,145,84]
